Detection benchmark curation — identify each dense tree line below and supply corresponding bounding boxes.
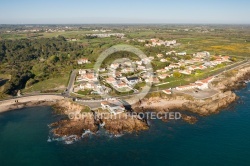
[0,36,84,95]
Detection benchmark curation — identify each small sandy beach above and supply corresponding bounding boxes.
[0,95,65,113]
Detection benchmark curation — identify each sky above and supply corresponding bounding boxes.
[0,0,250,24]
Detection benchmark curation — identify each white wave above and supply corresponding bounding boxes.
[81,129,93,138]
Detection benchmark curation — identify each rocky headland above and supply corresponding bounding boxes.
[133,64,250,122]
[50,100,148,137]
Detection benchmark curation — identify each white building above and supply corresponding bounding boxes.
[78,58,89,65]
[101,100,125,115]
[177,52,187,56]
[162,89,172,94]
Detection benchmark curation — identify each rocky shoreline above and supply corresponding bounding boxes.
[133,64,250,122]
[1,64,250,139]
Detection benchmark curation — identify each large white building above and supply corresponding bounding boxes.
[101,100,125,115]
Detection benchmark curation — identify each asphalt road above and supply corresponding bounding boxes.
[65,69,78,96]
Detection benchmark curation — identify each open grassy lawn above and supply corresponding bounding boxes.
[0,33,27,40]
[22,76,69,93]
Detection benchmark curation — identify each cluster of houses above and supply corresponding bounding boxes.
[104,58,157,90]
[154,51,231,79]
[176,77,214,91]
[74,69,110,95]
[144,39,179,47]
[106,75,140,90]
[163,76,215,94]
[86,33,125,38]
[77,58,90,65]
[92,29,112,33]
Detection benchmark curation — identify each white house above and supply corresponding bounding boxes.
[176,84,197,91]
[101,100,125,115]
[160,59,167,62]
[166,51,176,55]
[135,60,143,65]
[106,77,116,84]
[137,65,146,71]
[177,52,187,56]
[195,77,214,89]
[157,54,163,58]
[158,73,169,79]
[121,67,134,73]
[78,58,89,64]
[114,81,128,89]
[126,77,139,85]
[179,70,192,75]
[110,63,120,69]
[79,69,86,75]
[195,83,208,90]
[162,89,172,94]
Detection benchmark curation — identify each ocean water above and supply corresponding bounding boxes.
[0,84,250,166]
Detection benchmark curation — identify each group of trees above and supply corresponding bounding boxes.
[0,36,84,95]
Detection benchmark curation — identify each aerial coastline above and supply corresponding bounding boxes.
[1,63,250,138]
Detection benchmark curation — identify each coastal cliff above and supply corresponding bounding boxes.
[132,64,250,119]
[50,100,98,137]
[50,100,148,137]
[101,113,149,134]
[182,91,238,116]
[215,66,250,91]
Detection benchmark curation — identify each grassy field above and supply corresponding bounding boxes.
[22,76,69,93]
[1,25,250,94]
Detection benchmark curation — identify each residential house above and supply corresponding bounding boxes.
[124,61,132,67]
[135,60,143,65]
[162,89,172,94]
[156,69,167,73]
[121,67,134,73]
[115,81,128,89]
[158,73,169,79]
[110,63,120,70]
[177,52,187,56]
[126,77,139,85]
[169,63,181,69]
[137,65,146,71]
[176,84,197,91]
[106,77,116,84]
[160,59,167,62]
[78,58,89,64]
[157,54,163,58]
[101,100,125,115]
[179,70,192,75]
[195,77,214,89]
[166,51,176,55]
[85,73,97,81]
[98,68,106,72]
[79,69,86,75]
[148,56,155,60]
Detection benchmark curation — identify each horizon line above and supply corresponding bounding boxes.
[1,23,250,25]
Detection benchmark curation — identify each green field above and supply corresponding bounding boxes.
[1,25,250,95]
[22,76,69,93]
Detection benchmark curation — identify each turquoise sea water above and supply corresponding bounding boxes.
[0,84,250,166]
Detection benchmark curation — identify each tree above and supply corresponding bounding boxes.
[173,71,182,78]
